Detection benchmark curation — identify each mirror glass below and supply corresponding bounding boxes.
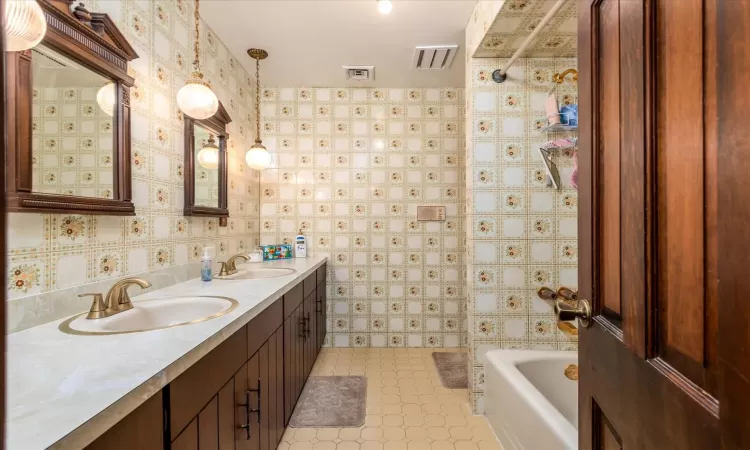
[193,124,220,208]
[31,43,116,199]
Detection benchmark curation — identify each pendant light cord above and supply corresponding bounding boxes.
[193,0,201,72]
[255,57,261,144]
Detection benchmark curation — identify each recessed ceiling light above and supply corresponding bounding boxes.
[377,0,393,14]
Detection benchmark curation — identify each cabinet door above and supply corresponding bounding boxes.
[284,302,305,425]
[261,326,285,449]
[217,379,235,450]
[316,282,326,353]
[198,397,218,450]
[235,360,260,450]
[85,391,164,450]
[172,418,197,450]
[303,291,316,378]
[258,341,271,450]
[273,327,285,446]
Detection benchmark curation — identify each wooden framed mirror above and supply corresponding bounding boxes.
[6,0,138,215]
[184,102,230,218]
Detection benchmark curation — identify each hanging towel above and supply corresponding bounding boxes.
[541,138,577,149]
[571,152,579,189]
[545,94,561,125]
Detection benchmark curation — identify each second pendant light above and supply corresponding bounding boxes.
[245,48,271,170]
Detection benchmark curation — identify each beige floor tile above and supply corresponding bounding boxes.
[383,415,404,427]
[317,429,341,441]
[408,441,431,450]
[295,429,318,442]
[385,441,408,450]
[431,441,455,450]
[427,427,451,441]
[339,428,363,441]
[337,441,360,450]
[382,426,406,441]
[314,442,338,450]
[362,441,384,450]
[290,442,315,450]
[405,427,430,441]
[403,414,425,427]
[454,442,479,450]
[361,427,384,441]
[402,404,422,415]
[366,415,384,427]
[424,415,445,427]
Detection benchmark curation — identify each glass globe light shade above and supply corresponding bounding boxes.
[245,142,271,170]
[377,0,393,14]
[177,76,219,120]
[96,83,116,116]
[4,0,47,52]
[197,136,220,170]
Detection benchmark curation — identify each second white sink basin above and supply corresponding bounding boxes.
[216,267,296,280]
[59,296,238,335]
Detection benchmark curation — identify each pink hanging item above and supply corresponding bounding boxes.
[571,152,579,189]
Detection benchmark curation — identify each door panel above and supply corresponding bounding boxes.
[172,418,198,450]
[258,341,270,450]
[274,328,285,445]
[578,0,723,447]
[218,379,234,450]
[198,397,218,450]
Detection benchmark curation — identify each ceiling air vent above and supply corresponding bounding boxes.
[343,65,375,81]
[413,45,458,70]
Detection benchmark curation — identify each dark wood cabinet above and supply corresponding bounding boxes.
[86,263,326,450]
[84,391,164,450]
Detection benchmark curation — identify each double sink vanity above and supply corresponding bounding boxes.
[7,257,328,450]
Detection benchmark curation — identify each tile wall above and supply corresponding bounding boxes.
[259,87,466,349]
[7,0,261,332]
[465,57,579,413]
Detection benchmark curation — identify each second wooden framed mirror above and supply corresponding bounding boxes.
[184,102,231,218]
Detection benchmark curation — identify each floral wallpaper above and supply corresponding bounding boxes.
[7,0,260,330]
[32,87,115,198]
[465,57,579,413]
[259,87,466,348]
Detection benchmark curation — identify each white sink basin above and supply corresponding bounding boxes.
[59,296,238,335]
[216,267,296,280]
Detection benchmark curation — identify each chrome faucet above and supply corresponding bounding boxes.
[218,253,249,276]
[80,277,151,320]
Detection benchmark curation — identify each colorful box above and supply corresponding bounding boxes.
[261,244,293,261]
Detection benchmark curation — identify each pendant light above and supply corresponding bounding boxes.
[245,48,271,170]
[4,0,47,51]
[176,0,218,120]
[197,134,220,170]
[377,0,393,14]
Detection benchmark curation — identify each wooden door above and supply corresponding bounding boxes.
[577,0,750,447]
[85,391,164,450]
[284,302,306,425]
[256,327,285,450]
[303,291,316,378]
[235,359,260,450]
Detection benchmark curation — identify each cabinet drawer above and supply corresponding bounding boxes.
[248,296,283,357]
[316,264,326,286]
[170,326,247,440]
[303,272,317,299]
[283,282,304,319]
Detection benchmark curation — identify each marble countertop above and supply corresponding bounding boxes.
[6,256,327,450]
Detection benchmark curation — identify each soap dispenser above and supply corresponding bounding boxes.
[201,247,213,281]
[295,230,307,258]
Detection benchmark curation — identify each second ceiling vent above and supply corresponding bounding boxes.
[412,45,458,70]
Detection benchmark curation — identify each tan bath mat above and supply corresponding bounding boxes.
[432,352,469,388]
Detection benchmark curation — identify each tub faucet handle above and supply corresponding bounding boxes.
[554,299,592,328]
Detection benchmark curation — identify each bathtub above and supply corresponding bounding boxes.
[484,350,578,450]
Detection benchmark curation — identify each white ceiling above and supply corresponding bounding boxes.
[201,0,477,88]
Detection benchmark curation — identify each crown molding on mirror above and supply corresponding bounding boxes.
[184,101,231,218]
[6,0,138,216]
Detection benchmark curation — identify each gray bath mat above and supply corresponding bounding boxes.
[289,376,367,427]
[432,352,469,388]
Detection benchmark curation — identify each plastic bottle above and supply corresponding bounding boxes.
[201,248,213,281]
[295,230,307,258]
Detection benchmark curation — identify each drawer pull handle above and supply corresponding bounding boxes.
[316,297,323,313]
[306,313,311,338]
[237,390,252,440]
[249,378,262,424]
